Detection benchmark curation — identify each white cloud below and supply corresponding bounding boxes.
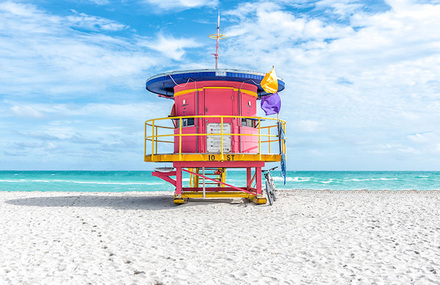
[140,33,202,61]
[87,0,110,5]
[141,0,218,10]
[314,0,363,18]
[11,105,45,118]
[0,1,41,17]
[407,133,430,144]
[7,102,168,122]
[67,10,128,31]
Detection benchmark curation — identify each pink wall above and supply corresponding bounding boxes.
[173,81,259,154]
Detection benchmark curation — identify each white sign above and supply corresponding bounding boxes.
[207,123,231,153]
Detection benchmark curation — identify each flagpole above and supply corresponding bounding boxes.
[209,10,227,69]
[277,113,282,154]
[215,11,220,69]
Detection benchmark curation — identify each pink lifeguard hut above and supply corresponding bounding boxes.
[144,19,286,204]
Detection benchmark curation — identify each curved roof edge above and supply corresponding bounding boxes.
[145,69,285,98]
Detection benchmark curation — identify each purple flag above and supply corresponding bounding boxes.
[260,92,281,115]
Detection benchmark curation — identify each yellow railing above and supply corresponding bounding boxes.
[144,115,286,162]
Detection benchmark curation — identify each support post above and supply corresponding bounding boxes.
[195,168,199,188]
[176,167,182,195]
[246,167,252,190]
[221,116,224,160]
[202,167,206,198]
[256,166,262,196]
[174,167,185,204]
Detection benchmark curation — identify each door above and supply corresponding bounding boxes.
[202,88,234,153]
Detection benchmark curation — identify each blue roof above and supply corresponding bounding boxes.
[145,69,285,98]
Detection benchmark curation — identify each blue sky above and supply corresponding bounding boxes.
[1,0,439,170]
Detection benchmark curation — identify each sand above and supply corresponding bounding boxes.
[1,190,440,284]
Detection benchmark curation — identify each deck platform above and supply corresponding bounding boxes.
[145,153,281,163]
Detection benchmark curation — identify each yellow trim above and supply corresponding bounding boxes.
[147,133,278,139]
[145,153,281,162]
[146,115,284,125]
[237,89,257,97]
[174,88,203,97]
[174,87,258,98]
[174,198,186,204]
[182,191,254,199]
[250,196,267,204]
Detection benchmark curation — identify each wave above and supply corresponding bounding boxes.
[0,179,31,183]
[272,177,310,182]
[0,179,163,186]
[348,178,398,182]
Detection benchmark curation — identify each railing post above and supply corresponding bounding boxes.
[221,116,224,160]
[155,126,158,154]
[268,125,271,154]
[144,122,147,158]
[151,120,155,161]
[258,118,261,160]
[179,117,182,160]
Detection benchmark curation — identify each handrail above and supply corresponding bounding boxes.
[145,115,284,125]
[146,133,279,138]
[144,115,287,159]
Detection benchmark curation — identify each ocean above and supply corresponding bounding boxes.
[1,171,439,192]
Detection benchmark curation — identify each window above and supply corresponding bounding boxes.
[174,118,195,128]
[242,118,256,128]
[186,118,194,126]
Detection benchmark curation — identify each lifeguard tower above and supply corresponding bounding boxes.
[144,17,286,204]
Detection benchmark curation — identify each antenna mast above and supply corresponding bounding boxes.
[209,11,227,69]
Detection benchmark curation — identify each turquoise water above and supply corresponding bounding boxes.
[1,171,439,192]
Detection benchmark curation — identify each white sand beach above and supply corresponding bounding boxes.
[1,190,440,284]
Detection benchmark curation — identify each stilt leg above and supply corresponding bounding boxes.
[256,167,262,196]
[246,167,251,190]
[251,166,266,204]
[195,168,199,188]
[174,167,185,204]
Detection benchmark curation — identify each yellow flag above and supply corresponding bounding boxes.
[261,67,278,94]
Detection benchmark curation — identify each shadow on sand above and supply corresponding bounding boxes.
[6,195,177,211]
[6,195,241,211]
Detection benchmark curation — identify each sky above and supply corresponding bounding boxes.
[0,0,439,171]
